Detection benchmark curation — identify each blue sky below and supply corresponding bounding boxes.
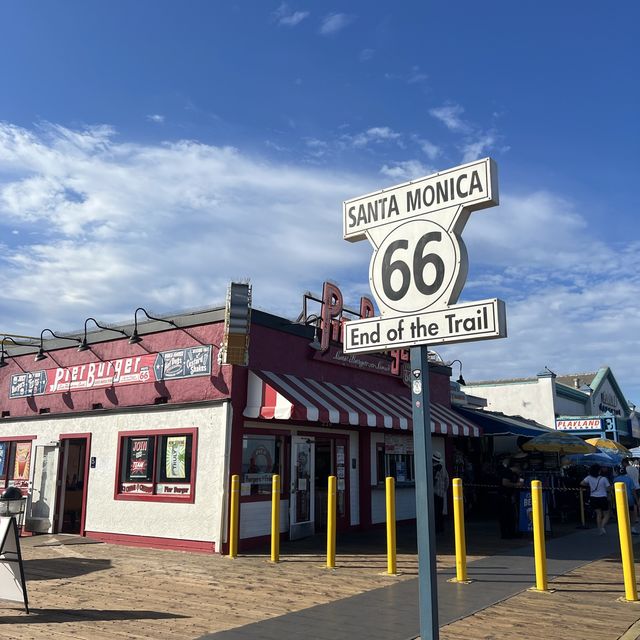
[1,2,639,402]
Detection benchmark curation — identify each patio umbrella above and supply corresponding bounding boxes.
[585,438,631,457]
[521,431,599,454]
[567,451,620,467]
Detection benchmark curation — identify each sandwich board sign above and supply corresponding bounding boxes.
[342,157,506,640]
[0,516,29,613]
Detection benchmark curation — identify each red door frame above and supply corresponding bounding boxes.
[57,433,92,536]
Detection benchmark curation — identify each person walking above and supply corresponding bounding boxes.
[614,464,639,534]
[432,451,449,533]
[581,464,611,535]
[622,457,639,517]
[497,457,524,539]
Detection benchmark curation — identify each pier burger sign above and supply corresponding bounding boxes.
[342,157,507,353]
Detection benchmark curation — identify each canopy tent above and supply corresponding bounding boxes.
[456,407,551,437]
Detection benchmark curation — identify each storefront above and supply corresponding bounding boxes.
[462,366,637,447]
[0,282,483,552]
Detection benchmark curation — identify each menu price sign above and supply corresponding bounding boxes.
[154,346,212,381]
[9,371,47,398]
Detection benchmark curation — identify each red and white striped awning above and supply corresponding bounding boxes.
[244,370,481,436]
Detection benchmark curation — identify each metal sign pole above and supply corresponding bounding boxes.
[410,345,439,640]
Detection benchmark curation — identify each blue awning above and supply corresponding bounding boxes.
[456,408,552,437]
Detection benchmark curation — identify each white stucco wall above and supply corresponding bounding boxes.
[372,486,416,523]
[554,393,588,417]
[2,402,231,547]
[240,499,289,539]
[463,377,557,427]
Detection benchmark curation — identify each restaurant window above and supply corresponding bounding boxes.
[116,429,197,502]
[0,440,34,493]
[385,453,415,484]
[242,435,284,497]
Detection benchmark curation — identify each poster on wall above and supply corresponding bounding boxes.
[129,438,151,479]
[0,442,6,477]
[165,436,187,479]
[13,443,31,481]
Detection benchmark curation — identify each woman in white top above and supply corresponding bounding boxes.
[581,464,611,534]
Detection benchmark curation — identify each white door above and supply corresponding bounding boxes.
[290,436,315,540]
[25,443,60,534]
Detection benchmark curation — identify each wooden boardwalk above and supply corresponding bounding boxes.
[441,558,640,640]
[0,527,639,640]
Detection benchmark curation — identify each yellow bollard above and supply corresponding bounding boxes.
[270,474,280,563]
[451,478,470,583]
[229,474,240,559]
[327,475,337,569]
[614,482,638,602]
[531,480,549,592]
[386,476,397,575]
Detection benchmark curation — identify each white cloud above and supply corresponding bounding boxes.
[418,138,440,161]
[304,138,328,158]
[461,133,496,162]
[380,160,431,181]
[0,121,373,331]
[264,139,289,152]
[429,103,498,163]
[429,104,470,133]
[146,114,165,124]
[319,13,353,35]
[441,272,640,404]
[273,3,310,27]
[351,126,401,148]
[407,66,428,84]
[359,48,374,62]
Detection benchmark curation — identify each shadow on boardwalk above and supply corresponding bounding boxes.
[0,608,188,625]
[23,557,112,581]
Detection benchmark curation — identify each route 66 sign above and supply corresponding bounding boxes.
[342,158,507,353]
[345,158,497,316]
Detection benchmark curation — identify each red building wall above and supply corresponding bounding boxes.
[0,323,231,419]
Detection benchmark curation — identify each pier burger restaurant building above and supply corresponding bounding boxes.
[0,282,481,553]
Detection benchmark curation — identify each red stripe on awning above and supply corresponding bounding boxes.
[243,371,481,436]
